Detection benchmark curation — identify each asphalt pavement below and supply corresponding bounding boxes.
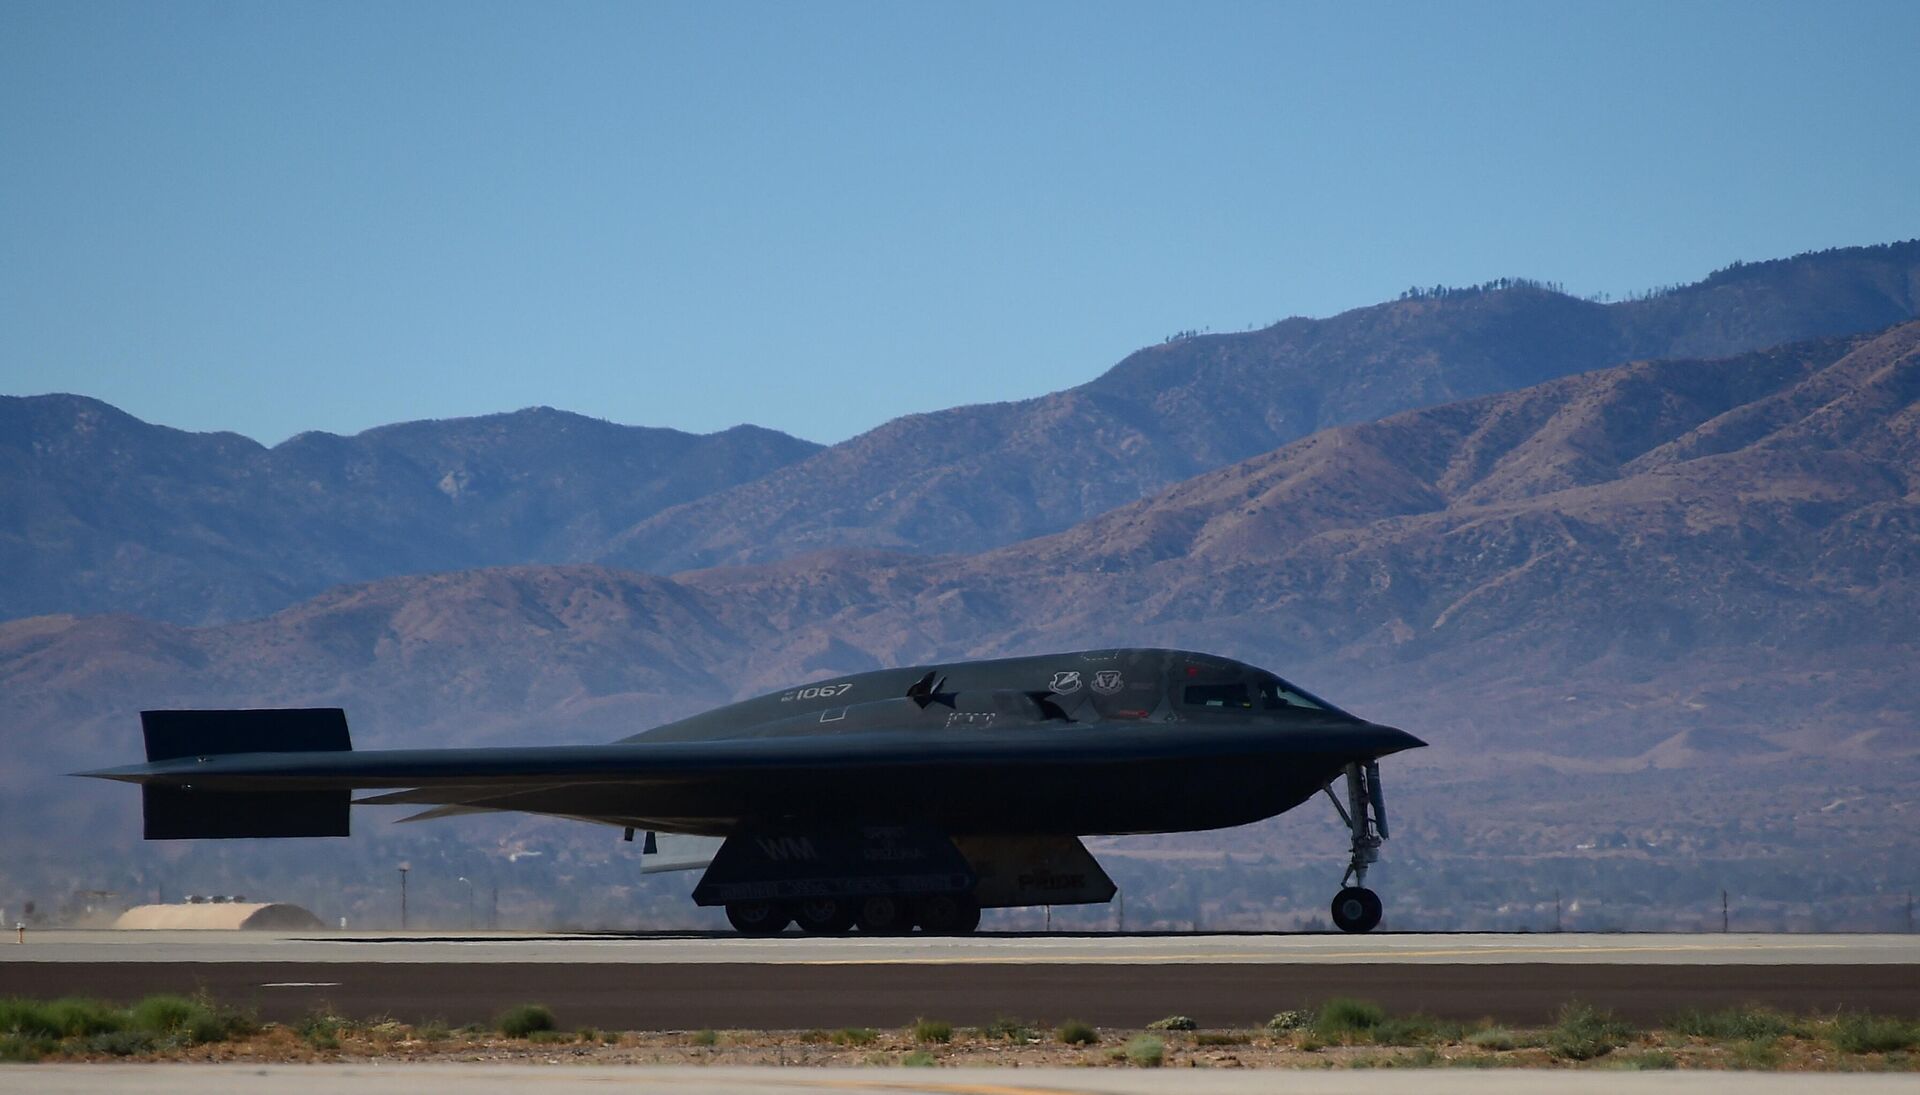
[3,932,1916,1028]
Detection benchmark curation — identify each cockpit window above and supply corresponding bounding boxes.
[1183,676,1334,712]
[1259,677,1326,710]
[1184,683,1252,708]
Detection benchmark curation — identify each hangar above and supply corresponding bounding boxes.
[113,900,325,930]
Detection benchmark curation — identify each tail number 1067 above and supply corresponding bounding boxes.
[781,683,853,702]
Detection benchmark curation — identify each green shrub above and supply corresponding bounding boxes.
[1613,1048,1677,1070]
[1313,997,1386,1037]
[0,1000,60,1039]
[984,1015,1032,1042]
[1467,1026,1518,1051]
[902,1049,937,1067]
[496,1003,557,1038]
[527,1029,575,1044]
[1548,1002,1635,1061]
[1194,1031,1250,1046]
[831,1027,877,1046]
[1371,1013,1451,1045]
[1124,1034,1165,1067]
[1669,1006,1792,1042]
[910,1018,952,1044]
[296,1009,344,1047]
[1147,1015,1196,1031]
[1729,1038,1783,1069]
[84,1030,157,1057]
[417,1019,451,1042]
[1267,1009,1307,1032]
[1830,1012,1920,1054]
[128,995,199,1034]
[690,1028,718,1047]
[1405,1046,1440,1066]
[1056,1019,1098,1045]
[45,998,124,1038]
[0,1033,54,1062]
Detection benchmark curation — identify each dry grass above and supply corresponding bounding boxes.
[2,997,1917,1070]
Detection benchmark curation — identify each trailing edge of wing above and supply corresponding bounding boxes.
[395,804,496,823]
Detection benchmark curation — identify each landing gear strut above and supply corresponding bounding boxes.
[1323,760,1390,933]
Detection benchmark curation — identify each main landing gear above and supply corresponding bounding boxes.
[1323,760,1391,933]
[724,893,981,935]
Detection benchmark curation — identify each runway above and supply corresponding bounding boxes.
[12,929,1917,964]
[4,932,1916,1029]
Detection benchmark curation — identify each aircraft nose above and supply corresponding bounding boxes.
[1358,722,1426,757]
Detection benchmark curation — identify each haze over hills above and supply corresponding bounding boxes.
[3,242,1919,628]
[5,320,1916,929]
[598,241,1920,572]
[0,399,819,624]
[4,241,1917,930]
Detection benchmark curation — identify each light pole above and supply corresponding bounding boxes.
[398,866,409,930]
[457,876,474,931]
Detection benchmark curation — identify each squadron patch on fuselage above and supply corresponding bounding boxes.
[1049,670,1083,694]
[1091,670,1124,695]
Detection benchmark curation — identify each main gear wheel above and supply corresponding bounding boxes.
[725,900,789,935]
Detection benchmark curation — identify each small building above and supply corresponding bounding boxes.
[114,900,325,930]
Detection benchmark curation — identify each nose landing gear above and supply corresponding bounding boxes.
[1324,760,1390,933]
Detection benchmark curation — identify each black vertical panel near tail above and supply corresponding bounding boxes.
[137,708,353,839]
[140,708,351,761]
[143,787,350,839]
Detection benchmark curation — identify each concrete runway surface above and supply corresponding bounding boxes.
[4,1066,1919,1095]
[4,932,1916,1028]
[11,930,1919,965]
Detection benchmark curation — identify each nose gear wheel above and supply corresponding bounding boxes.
[1330,886,1382,933]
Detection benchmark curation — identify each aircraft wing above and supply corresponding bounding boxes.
[78,707,1421,839]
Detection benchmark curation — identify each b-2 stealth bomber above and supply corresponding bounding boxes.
[83,648,1424,934]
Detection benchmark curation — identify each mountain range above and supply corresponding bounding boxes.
[7,241,1919,626]
[0,400,819,623]
[4,241,1917,929]
[13,319,1914,762]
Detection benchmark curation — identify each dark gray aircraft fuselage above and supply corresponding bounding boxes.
[85,647,1423,934]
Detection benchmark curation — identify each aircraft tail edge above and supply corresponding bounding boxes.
[139,707,352,762]
[136,708,353,839]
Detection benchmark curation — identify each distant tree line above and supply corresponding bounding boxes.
[1697,239,1920,288]
[1173,239,1920,344]
[1397,276,1565,302]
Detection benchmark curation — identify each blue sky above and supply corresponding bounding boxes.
[3,1,1916,445]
